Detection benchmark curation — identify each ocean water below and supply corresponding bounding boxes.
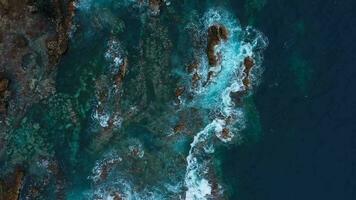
[2,0,355,199]
[221,0,356,200]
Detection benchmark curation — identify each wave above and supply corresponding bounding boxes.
[183,8,268,199]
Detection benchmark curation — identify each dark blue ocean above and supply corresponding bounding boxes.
[222,0,356,199]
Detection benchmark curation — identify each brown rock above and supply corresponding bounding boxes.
[221,128,230,139]
[173,122,185,133]
[229,90,246,105]
[112,192,123,200]
[192,72,200,87]
[174,87,184,98]
[0,76,10,116]
[13,34,28,48]
[0,78,9,92]
[0,0,76,126]
[228,57,254,106]
[0,0,9,10]
[207,24,229,66]
[149,0,163,15]
[113,58,128,87]
[0,103,7,114]
[242,57,254,89]
[0,32,3,43]
[45,0,76,65]
[0,169,25,200]
[187,62,199,73]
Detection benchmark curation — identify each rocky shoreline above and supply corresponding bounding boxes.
[0,0,75,198]
[0,0,75,128]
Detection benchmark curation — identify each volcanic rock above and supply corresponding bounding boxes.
[0,75,10,116]
[242,56,254,89]
[113,58,128,87]
[0,169,25,200]
[0,78,8,92]
[0,0,75,129]
[207,24,229,66]
[149,0,163,15]
[173,122,185,133]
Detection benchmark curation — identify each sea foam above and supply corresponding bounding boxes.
[184,8,268,199]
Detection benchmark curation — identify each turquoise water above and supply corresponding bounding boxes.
[2,0,269,199]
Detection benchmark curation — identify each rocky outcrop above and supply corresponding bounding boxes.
[113,58,128,87]
[46,0,76,65]
[0,169,24,200]
[229,56,255,105]
[174,86,184,104]
[148,0,163,15]
[242,56,254,89]
[0,0,75,128]
[207,24,229,66]
[0,74,10,117]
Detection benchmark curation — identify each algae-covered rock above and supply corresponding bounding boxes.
[0,168,24,200]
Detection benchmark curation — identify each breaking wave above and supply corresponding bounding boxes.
[183,8,268,200]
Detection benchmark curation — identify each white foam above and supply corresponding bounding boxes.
[92,109,110,128]
[89,153,122,183]
[185,178,211,200]
[184,8,268,199]
[184,119,224,200]
[88,179,166,200]
[105,39,125,74]
[128,143,145,158]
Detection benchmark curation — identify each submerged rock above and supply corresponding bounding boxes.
[0,77,9,92]
[0,168,25,200]
[0,0,75,129]
[149,0,163,15]
[0,75,10,117]
[113,58,128,87]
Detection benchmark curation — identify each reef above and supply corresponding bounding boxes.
[148,0,163,15]
[0,0,75,198]
[0,74,10,117]
[0,0,75,127]
[0,1,268,199]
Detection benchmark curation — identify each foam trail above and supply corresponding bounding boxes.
[185,119,224,200]
[184,8,268,199]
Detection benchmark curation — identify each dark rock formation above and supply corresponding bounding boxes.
[0,0,75,128]
[113,58,128,87]
[0,74,10,117]
[148,0,163,15]
[207,24,229,66]
[173,122,185,133]
[174,86,184,104]
[0,168,24,200]
[229,57,255,105]
[242,56,254,89]
[0,5,76,198]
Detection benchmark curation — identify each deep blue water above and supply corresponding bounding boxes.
[222,0,356,199]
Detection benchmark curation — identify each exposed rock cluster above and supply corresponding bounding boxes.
[0,74,10,117]
[148,0,164,15]
[0,0,75,126]
[207,24,229,66]
[0,0,75,197]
